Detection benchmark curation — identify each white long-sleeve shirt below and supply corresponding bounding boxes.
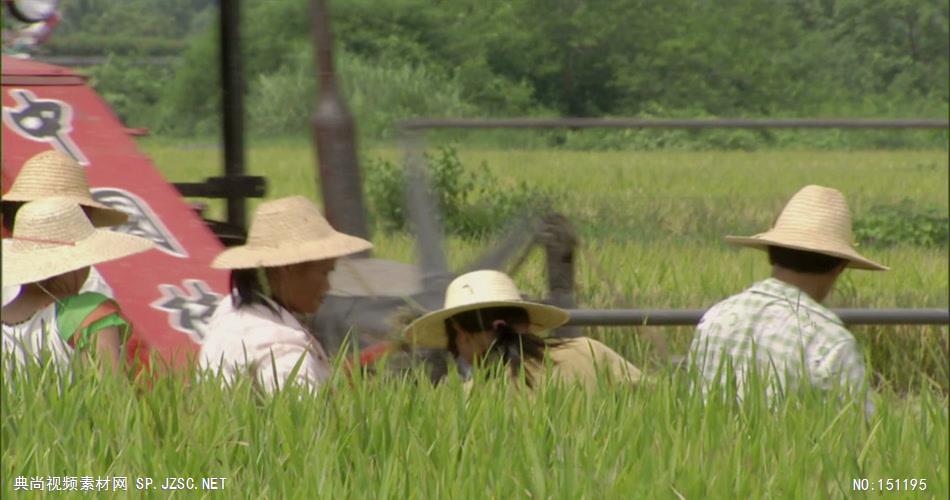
[199,294,331,393]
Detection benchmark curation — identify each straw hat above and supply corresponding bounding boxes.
[3,151,128,227]
[404,270,570,349]
[725,185,887,271]
[211,196,373,269]
[2,198,154,287]
[2,284,20,307]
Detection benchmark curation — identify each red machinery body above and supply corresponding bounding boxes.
[2,56,228,368]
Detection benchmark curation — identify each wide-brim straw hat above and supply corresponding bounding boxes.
[3,150,128,227]
[725,185,888,271]
[211,195,373,269]
[2,284,21,307]
[404,270,570,349]
[2,198,154,287]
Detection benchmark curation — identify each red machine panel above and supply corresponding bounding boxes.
[2,56,228,369]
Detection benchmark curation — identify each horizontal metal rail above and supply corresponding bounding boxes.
[566,308,950,326]
[401,117,950,130]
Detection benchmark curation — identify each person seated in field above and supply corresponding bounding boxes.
[199,196,373,393]
[2,150,129,299]
[403,270,642,389]
[2,198,153,375]
[688,185,887,405]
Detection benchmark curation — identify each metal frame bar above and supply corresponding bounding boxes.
[402,117,950,130]
[399,116,949,327]
[567,309,949,326]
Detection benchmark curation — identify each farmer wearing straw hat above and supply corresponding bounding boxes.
[404,270,642,389]
[199,196,372,393]
[688,185,888,403]
[2,150,129,301]
[2,198,153,373]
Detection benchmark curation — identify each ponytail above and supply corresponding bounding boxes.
[486,319,555,387]
[230,268,282,315]
[444,306,565,388]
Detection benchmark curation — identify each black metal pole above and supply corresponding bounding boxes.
[220,0,246,229]
[566,308,950,326]
[311,0,371,243]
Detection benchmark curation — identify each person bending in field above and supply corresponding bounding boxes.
[403,270,642,389]
[688,185,888,407]
[199,196,372,393]
[2,199,153,375]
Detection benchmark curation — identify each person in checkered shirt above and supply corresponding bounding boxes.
[689,185,889,408]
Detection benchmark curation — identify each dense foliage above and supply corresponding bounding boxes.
[49,0,216,53]
[364,145,544,238]
[854,198,950,248]
[33,0,949,147]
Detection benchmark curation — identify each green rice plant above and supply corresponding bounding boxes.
[2,355,947,498]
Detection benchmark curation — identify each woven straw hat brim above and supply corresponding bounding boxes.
[211,233,373,269]
[2,194,128,227]
[2,230,154,287]
[404,300,571,349]
[725,231,888,271]
[2,285,21,307]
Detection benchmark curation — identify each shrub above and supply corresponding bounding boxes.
[364,145,546,238]
[44,34,187,56]
[854,199,949,248]
[82,56,172,128]
[242,46,477,140]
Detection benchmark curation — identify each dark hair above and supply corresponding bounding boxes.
[1,201,23,232]
[445,306,564,387]
[767,246,846,274]
[230,268,283,315]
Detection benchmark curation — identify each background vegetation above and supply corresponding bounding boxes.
[16,0,949,148]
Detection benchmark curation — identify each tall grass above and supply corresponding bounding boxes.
[2,359,947,498]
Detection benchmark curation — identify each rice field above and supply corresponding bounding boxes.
[3,139,946,498]
[2,358,947,498]
[141,139,949,388]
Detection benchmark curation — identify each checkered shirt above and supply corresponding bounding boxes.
[689,278,867,400]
